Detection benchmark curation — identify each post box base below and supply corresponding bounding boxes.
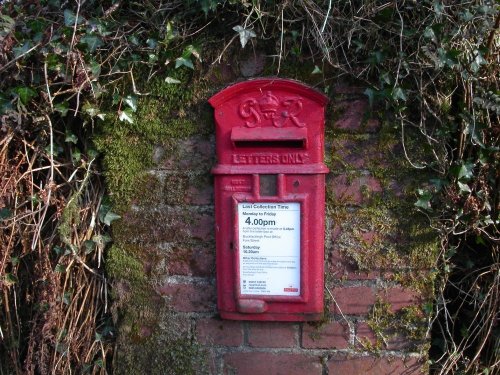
[220,311,324,322]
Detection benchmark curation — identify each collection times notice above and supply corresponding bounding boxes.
[237,202,301,296]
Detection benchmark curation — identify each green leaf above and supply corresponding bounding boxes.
[15,86,37,105]
[64,9,84,27]
[233,25,256,48]
[364,88,376,107]
[415,189,433,210]
[458,162,474,180]
[54,102,69,116]
[83,240,95,254]
[53,246,64,256]
[80,34,103,52]
[89,60,101,77]
[4,273,18,286]
[146,38,158,49]
[165,76,181,84]
[54,264,66,273]
[392,87,407,102]
[13,42,33,58]
[83,102,99,117]
[102,211,121,226]
[118,110,134,123]
[457,181,471,193]
[65,131,78,144]
[123,95,137,112]
[423,27,437,42]
[433,1,444,16]
[311,66,322,75]
[0,208,12,221]
[175,57,194,69]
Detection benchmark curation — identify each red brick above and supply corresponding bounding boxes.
[329,174,382,205]
[332,83,366,95]
[157,282,215,312]
[196,317,243,346]
[355,322,377,348]
[330,286,376,315]
[168,245,215,277]
[247,322,297,348]
[327,355,425,374]
[380,287,420,312]
[159,137,215,170]
[334,100,379,133]
[330,137,384,171]
[223,352,323,375]
[186,183,213,205]
[302,322,349,349]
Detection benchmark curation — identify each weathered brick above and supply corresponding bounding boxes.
[356,322,418,351]
[329,174,382,205]
[223,352,323,375]
[168,245,215,277]
[159,136,215,171]
[380,287,420,312]
[117,208,214,244]
[329,249,380,280]
[161,172,213,206]
[327,355,425,374]
[334,100,380,133]
[329,136,384,171]
[157,282,215,312]
[247,322,297,348]
[330,286,376,315]
[196,317,243,346]
[302,321,349,349]
[355,322,377,348]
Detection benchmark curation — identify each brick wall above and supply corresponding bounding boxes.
[111,59,435,374]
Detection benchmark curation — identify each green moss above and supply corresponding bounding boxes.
[58,197,80,245]
[115,335,207,375]
[94,68,213,211]
[366,298,428,354]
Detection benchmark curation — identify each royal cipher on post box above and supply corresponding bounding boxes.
[209,79,329,321]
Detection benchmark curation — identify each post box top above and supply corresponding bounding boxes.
[210,78,329,174]
[209,78,328,108]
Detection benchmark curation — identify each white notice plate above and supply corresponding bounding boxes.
[238,202,300,296]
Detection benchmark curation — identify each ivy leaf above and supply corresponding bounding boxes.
[415,189,433,211]
[123,95,137,112]
[364,88,376,107]
[392,87,407,102]
[165,77,181,84]
[458,162,474,180]
[0,208,12,221]
[102,211,121,226]
[13,42,33,58]
[54,102,69,116]
[64,9,84,27]
[65,131,78,144]
[80,34,103,52]
[83,240,95,254]
[311,66,322,75]
[233,25,256,48]
[457,181,471,194]
[15,86,37,104]
[175,57,194,69]
[118,109,134,124]
[54,264,66,273]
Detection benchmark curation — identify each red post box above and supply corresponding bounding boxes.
[209,79,329,321]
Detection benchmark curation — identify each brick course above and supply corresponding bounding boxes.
[223,352,323,375]
[247,322,297,348]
